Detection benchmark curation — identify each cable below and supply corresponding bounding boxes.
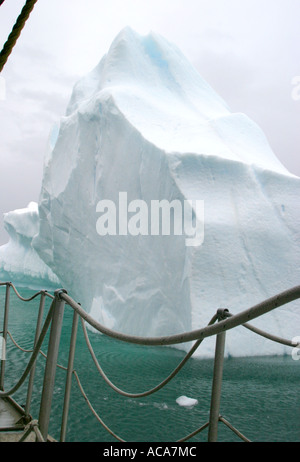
[0,0,38,72]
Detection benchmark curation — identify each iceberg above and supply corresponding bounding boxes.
[0,202,60,289]
[1,27,299,357]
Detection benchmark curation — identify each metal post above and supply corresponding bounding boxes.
[0,283,10,391]
[60,309,79,442]
[38,289,67,441]
[208,309,228,442]
[25,291,46,416]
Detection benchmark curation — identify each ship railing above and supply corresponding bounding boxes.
[0,281,299,442]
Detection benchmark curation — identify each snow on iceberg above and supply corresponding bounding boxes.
[0,202,60,289]
[1,27,299,357]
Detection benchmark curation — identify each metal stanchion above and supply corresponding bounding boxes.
[207,309,228,442]
[60,309,79,442]
[38,289,67,441]
[25,291,46,416]
[0,283,10,390]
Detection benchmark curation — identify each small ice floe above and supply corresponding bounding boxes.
[176,396,198,408]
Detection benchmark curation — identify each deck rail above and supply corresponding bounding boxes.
[0,281,299,442]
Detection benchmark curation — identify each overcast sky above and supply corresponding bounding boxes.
[0,0,299,244]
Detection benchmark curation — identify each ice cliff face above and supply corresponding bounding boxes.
[1,27,299,356]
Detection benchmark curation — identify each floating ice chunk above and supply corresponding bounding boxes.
[176,396,198,408]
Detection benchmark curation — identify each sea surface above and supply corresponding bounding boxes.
[1,287,299,442]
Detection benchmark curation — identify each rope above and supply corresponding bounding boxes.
[61,285,300,346]
[73,365,212,442]
[5,318,247,442]
[18,419,46,442]
[4,310,216,441]
[0,300,54,398]
[219,416,251,442]
[72,370,214,443]
[1,282,300,442]
[177,421,210,442]
[73,364,213,442]
[3,281,54,301]
[0,282,54,301]
[241,320,298,347]
[6,329,67,371]
[7,330,33,353]
[10,282,54,301]
[0,0,38,72]
[73,370,126,442]
[80,313,218,399]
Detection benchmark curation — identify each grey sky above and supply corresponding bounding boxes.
[0,0,299,245]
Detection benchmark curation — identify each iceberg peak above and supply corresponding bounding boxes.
[65,27,288,175]
[66,26,230,119]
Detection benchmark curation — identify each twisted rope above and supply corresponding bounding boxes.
[18,419,46,442]
[61,286,300,346]
[0,0,38,72]
[0,300,54,398]
[72,370,126,442]
[6,329,67,371]
[80,313,218,399]
[0,281,54,300]
[73,368,212,442]
[1,282,299,442]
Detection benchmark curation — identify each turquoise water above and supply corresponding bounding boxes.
[1,287,299,442]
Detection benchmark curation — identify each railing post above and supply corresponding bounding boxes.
[38,289,67,441]
[25,291,46,416]
[0,283,10,391]
[60,309,79,442]
[208,309,228,442]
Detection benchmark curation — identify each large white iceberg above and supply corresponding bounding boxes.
[1,27,299,357]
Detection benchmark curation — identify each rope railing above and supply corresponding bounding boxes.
[72,369,126,443]
[0,300,54,398]
[0,0,39,72]
[79,313,218,399]
[60,287,300,346]
[0,281,299,442]
[1,322,215,443]
[0,281,54,300]
[6,329,68,371]
[1,316,213,442]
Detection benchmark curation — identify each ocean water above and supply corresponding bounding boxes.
[1,287,299,442]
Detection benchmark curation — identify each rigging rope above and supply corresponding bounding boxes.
[0,300,54,398]
[0,0,38,72]
[80,313,218,399]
